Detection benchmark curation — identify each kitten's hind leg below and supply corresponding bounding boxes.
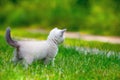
[23,56,34,69]
[11,50,20,65]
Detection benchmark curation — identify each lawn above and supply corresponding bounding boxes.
[0,29,120,80]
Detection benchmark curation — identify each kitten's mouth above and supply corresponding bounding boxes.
[58,40,64,44]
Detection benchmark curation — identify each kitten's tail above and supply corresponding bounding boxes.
[5,27,19,48]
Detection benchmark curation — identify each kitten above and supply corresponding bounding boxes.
[5,27,66,68]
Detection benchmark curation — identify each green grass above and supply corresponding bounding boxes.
[0,29,120,80]
[1,0,120,36]
[65,38,120,53]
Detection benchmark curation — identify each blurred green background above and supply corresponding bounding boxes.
[0,0,120,36]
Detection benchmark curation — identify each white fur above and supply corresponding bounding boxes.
[12,28,66,68]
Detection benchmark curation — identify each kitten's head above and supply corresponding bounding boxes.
[47,27,66,44]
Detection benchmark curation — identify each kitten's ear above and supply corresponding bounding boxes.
[54,27,58,30]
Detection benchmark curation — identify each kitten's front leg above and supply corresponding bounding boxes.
[44,57,55,67]
[52,58,55,66]
[44,57,52,65]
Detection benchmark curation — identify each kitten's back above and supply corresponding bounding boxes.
[18,40,49,59]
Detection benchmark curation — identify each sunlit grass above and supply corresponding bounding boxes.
[0,29,120,80]
[65,38,120,52]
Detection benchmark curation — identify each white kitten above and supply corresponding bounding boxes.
[5,27,66,68]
